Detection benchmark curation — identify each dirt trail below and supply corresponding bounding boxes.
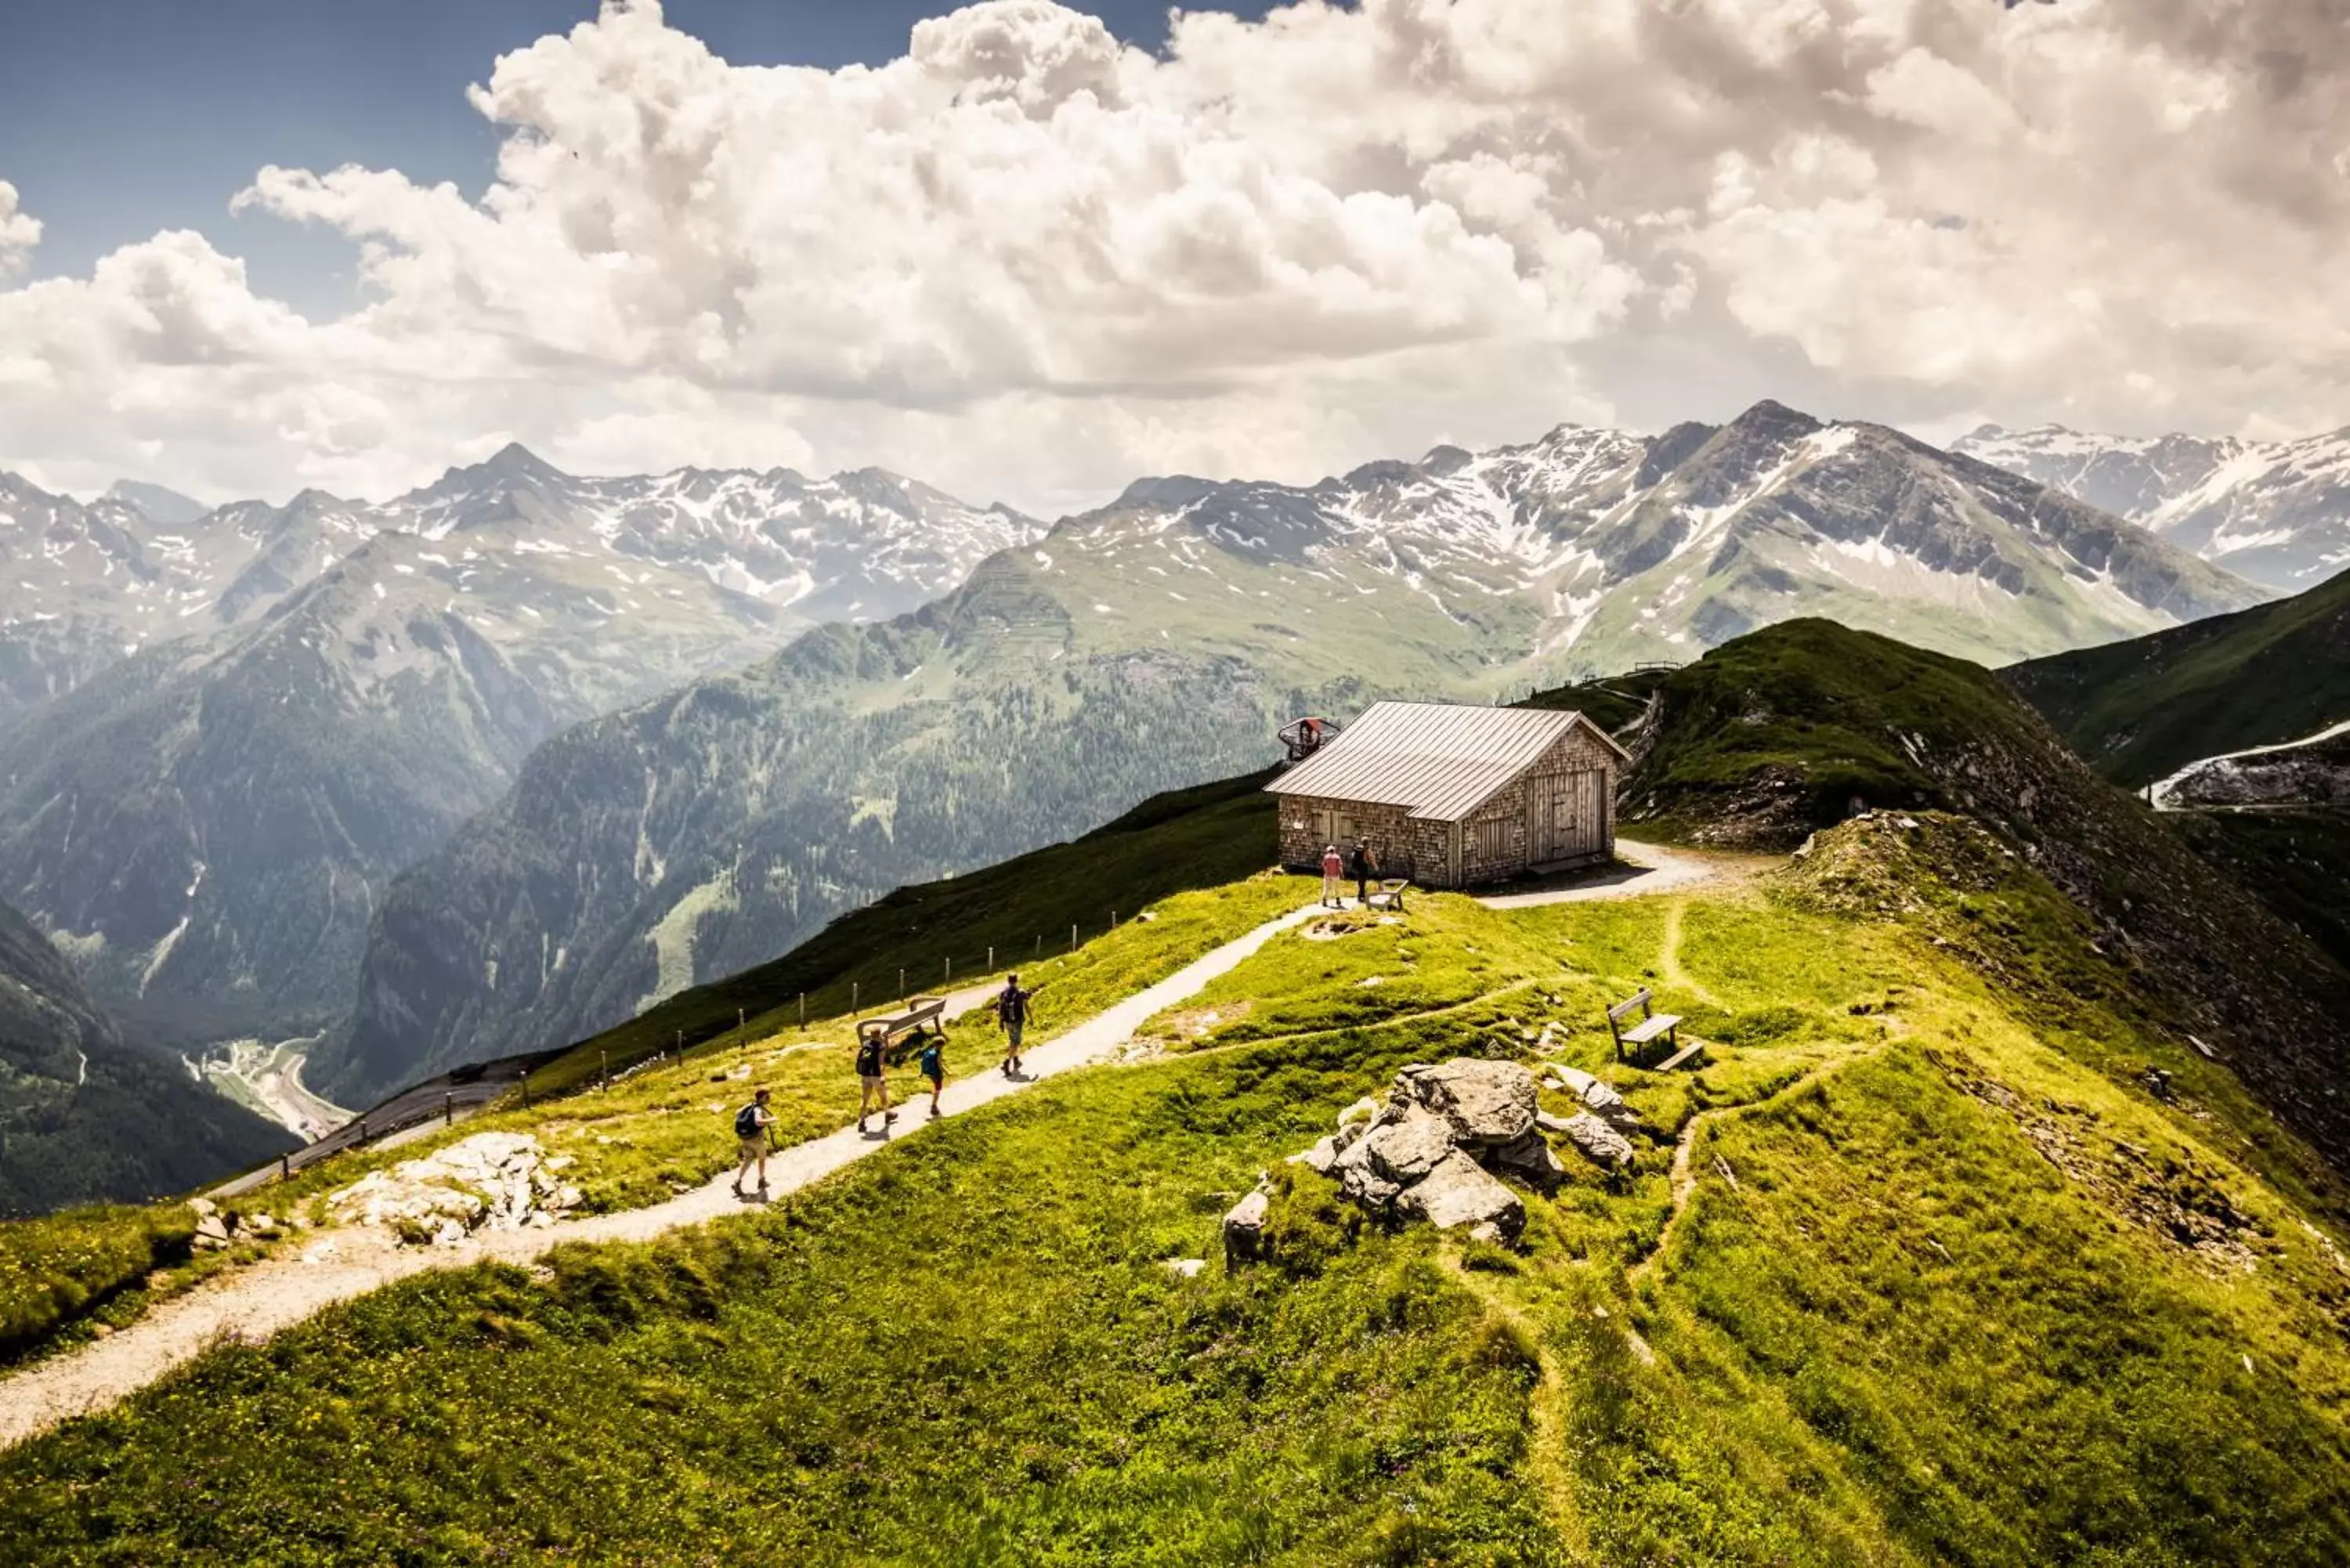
[0,904,1324,1453]
[1474,839,1772,910]
[1654,898,1719,1006]
[1445,1260,1593,1560]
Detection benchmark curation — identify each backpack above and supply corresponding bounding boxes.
[734,1104,763,1139]
[855,1037,884,1077]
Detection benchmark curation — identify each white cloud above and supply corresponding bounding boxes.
[0,182,38,279]
[2,0,2348,511]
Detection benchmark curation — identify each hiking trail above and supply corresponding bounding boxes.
[0,903,1323,1452]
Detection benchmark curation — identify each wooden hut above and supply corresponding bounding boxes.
[1267,700,1628,888]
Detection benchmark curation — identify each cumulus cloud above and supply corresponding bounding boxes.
[2,0,2347,510]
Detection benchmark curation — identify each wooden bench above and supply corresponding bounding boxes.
[1607,988,1701,1070]
[858,996,947,1068]
[1367,878,1412,912]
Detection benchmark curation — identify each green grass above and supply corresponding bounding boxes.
[16,821,2350,1563]
[0,1205,193,1360]
[2006,565,2350,786]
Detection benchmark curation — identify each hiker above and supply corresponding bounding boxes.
[855,1028,895,1133]
[1348,837,1379,907]
[732,1088,776,1195]
[918,1029,946,1118]
[996,973,1035,1075]
[1319,844,1344,908]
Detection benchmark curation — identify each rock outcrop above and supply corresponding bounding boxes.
[326,1132,582,1246]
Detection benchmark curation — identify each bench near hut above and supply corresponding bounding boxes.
[1268,700,1627,891]
[1607,988,1704,1072]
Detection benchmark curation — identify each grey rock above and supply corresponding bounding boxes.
[1159,1257,1207,1279]
[1489,1130,1567,1190]
[1558,1113,1637,1170]
[1288,1136,1340,1175]
[1331,1136,1403,1211]
[1398,1151,1524,1238]
[1467,1221,1506,1247]
[1222,1189,1271,1265]
[1361,1107,1456,1185]
[1398,1058,1538,1148]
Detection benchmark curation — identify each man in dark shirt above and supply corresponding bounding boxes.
[996,974,1035,1076]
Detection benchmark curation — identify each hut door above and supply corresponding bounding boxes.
[1561,771,1603,858]
[1529,773,1576,863]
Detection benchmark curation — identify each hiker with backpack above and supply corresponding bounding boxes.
[855,1028,895,1133]
[732,1088,776,1196]
[918,1030,946,1118]
[996,974,1035,1075]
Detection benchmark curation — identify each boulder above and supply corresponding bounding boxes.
[193,1214,230,1248]
[1557,1113,1637,1171]
[1223,1189,1271,1265]
[1397,1152,1524,1238]
[1488,1130,1566,1190]
[189,1198,217,1218]
[1361,1107,1455,1186]
[1159,1258,1207,1279]
[1396,1060,1538,1149]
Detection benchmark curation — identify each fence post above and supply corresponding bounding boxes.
[676,1028,684,1064]
[737,1008,745,1035]
[852,980,860,1014]
[944,956,951,986]
[358,1118,368,1143]
[443,1092,454,1126]
[600,1050,608,1087]
[898,966,906,1003]
[798,992,806,1029]
[280,1154,291,1181]
[1112,909,1117,928]
[1070,923,1077,953]
[1034,934,1042,958]
[987,945,994,972]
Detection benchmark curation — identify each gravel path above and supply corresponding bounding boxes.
[1474,839,1761,909]
[0,903,1322,1453]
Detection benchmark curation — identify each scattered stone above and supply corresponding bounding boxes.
[189,1198,217,1218]
[193,1214,230,1248]
[1398,1152,1524,1239]
[1159,1257,1206,1279]
[1557,1113,1637,1171]
[1467,1222,1506,1247]
[89,1322,114,1339]
[1222,1190,1271,1265]
[326,1132,578,1246]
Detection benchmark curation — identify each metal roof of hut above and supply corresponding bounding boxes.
[1265,700,1630,822]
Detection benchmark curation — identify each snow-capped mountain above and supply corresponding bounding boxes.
[1954,424,2350,591]
[326,400,2261,1097]
[0,449,1038,1044]
[1058,399,2259,677]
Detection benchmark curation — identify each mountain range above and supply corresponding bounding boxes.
[1955,422,2350,591]
[320,399,2263,1098]
[0,452,1037,1046]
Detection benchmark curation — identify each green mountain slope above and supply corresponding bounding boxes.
[0,899,291,1216]
[1622,619,2350,1170]
[2005,565,2350,786]
[9,805,2350,1560]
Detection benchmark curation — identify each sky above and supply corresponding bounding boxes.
[1,0,2345,515]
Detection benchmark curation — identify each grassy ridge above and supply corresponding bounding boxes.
[13,826,2350,1562]
[2006,565,2350,785]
